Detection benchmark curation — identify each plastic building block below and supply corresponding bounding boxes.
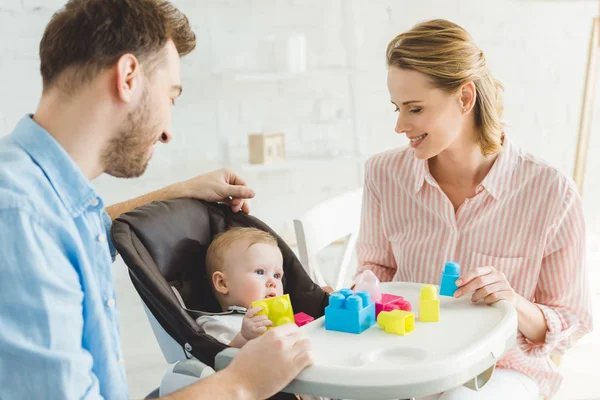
[419,285,440,322]
[375,293,412,317]
[377,310,415,335]
[324,289,376,334]
[252,294,295,329]
[294,312,314,327]
[354,270,382,301]
[439,261,461,297]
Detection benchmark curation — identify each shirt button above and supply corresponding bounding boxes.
[97,233,107,243]
[464,198,469,203]
[476,186,483,193]
[91,197,100,207]
[107,298,115,308]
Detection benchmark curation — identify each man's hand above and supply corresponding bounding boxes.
[173,169,255,213]
[240,307,273,341]
[454,266,517,305]
[228,324,313,399]
[106,168,255,220]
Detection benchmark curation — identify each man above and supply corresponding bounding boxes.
[0,1,312,399]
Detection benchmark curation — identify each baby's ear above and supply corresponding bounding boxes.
[212,271,229,295]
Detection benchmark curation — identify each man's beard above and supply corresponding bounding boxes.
[102,94,159,179]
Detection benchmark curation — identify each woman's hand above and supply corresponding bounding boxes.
[241,307,274,341]
[454,266,517,305]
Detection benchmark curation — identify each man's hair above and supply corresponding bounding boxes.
[39,0,196,92]
[205,227,279,277]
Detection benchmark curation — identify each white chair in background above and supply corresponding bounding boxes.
[293,188,364,291]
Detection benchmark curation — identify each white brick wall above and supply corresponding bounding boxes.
[1,0,600,239]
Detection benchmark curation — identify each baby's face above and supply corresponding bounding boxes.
[222,240,284,309]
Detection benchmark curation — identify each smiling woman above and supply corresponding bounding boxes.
[356,19,593,400]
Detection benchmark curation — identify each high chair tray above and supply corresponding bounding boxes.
[217,282,517,399]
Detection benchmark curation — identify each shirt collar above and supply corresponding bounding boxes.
[412,152,441,194]
[479,136,518,200]
[12,115,99,217]
[411,136,518,200]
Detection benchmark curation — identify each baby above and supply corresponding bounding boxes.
[196,227,285,348]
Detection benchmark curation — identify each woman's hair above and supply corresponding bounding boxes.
[386,19,504,155]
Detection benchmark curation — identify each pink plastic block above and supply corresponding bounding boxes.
[294,312,314,327]
[375,293,412,317]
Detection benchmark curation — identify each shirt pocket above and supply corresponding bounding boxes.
[468,252,527,287]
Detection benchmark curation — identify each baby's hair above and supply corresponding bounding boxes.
[205,227,278,276]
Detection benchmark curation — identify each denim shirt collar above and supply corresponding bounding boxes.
[12,115,99,217]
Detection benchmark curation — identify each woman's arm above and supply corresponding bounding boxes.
[455,184,592,351]
[519,187,593,356]
[455,266,550,344]
[356,158,397,282]
[513,294,548,344]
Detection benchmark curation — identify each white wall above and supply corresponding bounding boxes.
[1,0,599,240]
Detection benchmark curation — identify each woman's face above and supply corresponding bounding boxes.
[387,67,469,160]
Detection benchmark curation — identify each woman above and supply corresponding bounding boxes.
[356,19,593,399]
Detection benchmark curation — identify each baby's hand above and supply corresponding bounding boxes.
[241,306,274,341]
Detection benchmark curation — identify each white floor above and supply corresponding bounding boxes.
[115,235,600,400]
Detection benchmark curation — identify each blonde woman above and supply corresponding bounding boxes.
[356,19,593,399]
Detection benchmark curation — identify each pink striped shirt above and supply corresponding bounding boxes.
[356,137,593,397]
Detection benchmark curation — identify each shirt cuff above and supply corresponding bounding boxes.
[518,304,571,357]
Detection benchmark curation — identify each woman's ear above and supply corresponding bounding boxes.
[212,271,229,295]
[459,81,477,114]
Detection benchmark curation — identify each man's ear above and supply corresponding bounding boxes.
[115,53,141,104]
[212,271,229,295]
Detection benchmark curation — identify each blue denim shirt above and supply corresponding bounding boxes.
[0,116,127,399]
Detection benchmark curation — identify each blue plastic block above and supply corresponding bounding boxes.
[324,289,376,334]
[439,261,461,297]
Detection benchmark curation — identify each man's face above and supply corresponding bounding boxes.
[103,41,182,178]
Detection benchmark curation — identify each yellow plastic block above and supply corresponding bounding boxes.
[419,285,440,322]
[377,310,414,335]
[251,294,295,329]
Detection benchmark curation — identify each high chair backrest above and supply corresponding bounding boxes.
[111,198,329,367]
[293,188,363,290]
[142,303,188,363]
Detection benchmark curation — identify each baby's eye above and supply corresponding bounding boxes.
[274,273,282,279]
[255,269,264,275]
